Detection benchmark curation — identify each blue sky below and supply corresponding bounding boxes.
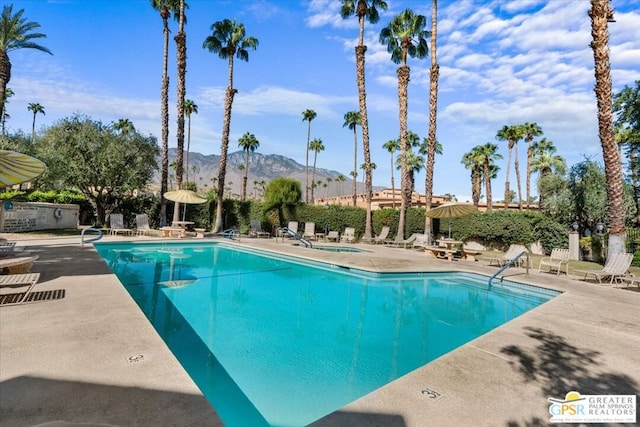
[5,0,640,202]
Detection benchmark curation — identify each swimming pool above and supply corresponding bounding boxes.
[95,241,558,426]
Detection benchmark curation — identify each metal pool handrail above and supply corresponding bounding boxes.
[279,227,313,248]
[81,227,103,246]
[488,251,529,288]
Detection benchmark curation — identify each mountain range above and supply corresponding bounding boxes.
[159,149,379,199]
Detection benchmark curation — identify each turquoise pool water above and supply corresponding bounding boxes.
[95,242,558,426]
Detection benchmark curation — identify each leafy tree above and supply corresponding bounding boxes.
[204,19,258,232]
[151,0,180,226]
[301,109,317,203]
[309,137,324,203]
[238,131,259,201]
[1,87,13,135]
[340,0,388,242]
[0,5,52,120]
[613,80,640,224]
[37,115,159,226]
[589,0,626,256]
[27,102,45,142]
[379,8,429,240]
[264,177,301,227]
[184,99,198,183]
[343,110,361,206]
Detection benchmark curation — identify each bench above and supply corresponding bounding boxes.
[424,246,457,261]
[194,228,206,238]
[461,248,482,261]
[160,227,184,238]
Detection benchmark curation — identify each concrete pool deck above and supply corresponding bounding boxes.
[0,234,638,426]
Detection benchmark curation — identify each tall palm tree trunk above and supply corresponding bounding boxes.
[390,153,396,209]
[484,161,493,210]
[186,114,191,183]
[514,144,522,210]
[526,145,532,210]
[396,66,410,241]
[590,0,626,256]
[305,122,311,203]
[0,51,10,120]
[160,17,170,226]
[424,0,438,244]
[312,151,318,202]
[173,7,187,223]
[242,151,249,201]
[504,146,512,208]
[357,44,373,240]
[214,58,237,233]
[352,127,358,206]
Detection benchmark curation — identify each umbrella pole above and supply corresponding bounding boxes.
[182,202,186,221]
[448,220,452,239]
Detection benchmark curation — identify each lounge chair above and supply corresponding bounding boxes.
[575,252,633,285]
[387,233,417,249]
[326,231,339,242]
[340,227,355,243]
[303,222,316,240]
[135,214,157,236]
[538,248,570,275]
[109,213,132,236]
[618,275,640,289]
[0,255,39,274]
[412,234,429,250]
[0,273,41,306]
[487,244,528,267]
[249,220,270,238]
[372,226,391,244]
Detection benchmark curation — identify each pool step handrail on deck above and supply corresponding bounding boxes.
[488,250,529,288]
[81,227,104,246]
[278,227,313,248]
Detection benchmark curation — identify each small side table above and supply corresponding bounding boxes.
[315,233,325,242]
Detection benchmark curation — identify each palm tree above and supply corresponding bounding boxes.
[522,122,543,210]
[383,139,400,208]
[1,87,13,135]
[0,5,52,120]
[424,0,439,243]
[203,19,258,233]
[343,110,361,206]
[171,0,188,223]
[402,151,424,194]
[340,0,388,241]
[590,0,626,255]
[302,109,317,203]
[379,8,429,240]
[478,142,502,210]
[27,102,45,142]
[151,0,179,226]
[531,138,565,208]
[496,124,524,209]
[309,138,325,203]
[113,118,134,136]
[461,147,483,207]
[238,131,259,201]
[184,99,198,184]
[336,174,347,197]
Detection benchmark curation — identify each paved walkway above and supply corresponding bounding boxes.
[1,234,638,427]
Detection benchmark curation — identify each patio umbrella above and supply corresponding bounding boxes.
[163,189,207,221]
[0,150,46,187]
[425,202,478,238]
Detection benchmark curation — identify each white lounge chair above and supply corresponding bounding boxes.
[412,234,429,250]
[387,233,417,249]
[109,213,132,236]
[538,248,570,275]
[340,227,355,243]
[575,252,633,284]
[0,273,41,306]
[303,222,316,240]
[135,214,157,236]
[487,244,528,267]
[249,220,270,238]
[373,226,391,244]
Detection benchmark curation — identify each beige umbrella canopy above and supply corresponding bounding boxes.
[425,202,478,238]
[163,189,207,204]
[0,150,46,187]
